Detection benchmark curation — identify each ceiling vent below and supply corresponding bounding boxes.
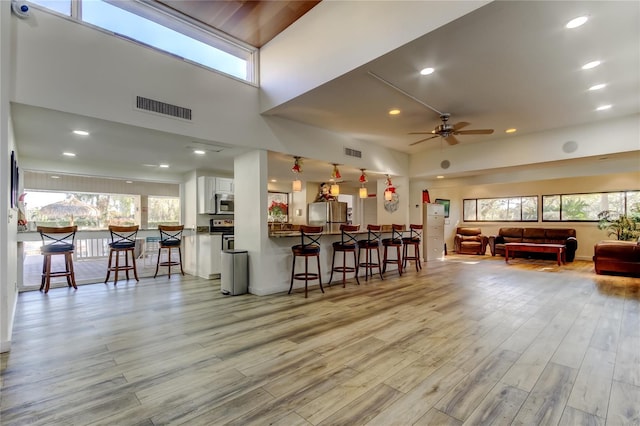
[135,96,192,121]
[344,147,362,158]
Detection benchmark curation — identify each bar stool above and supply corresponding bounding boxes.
[105,225,139,285]
[382,224,405,277]
[154,225,185,278]
[289,225,324,298]
[402,224,423,271]
[328,224,360,287]
[37,225,77,294]
[357,225,384,281]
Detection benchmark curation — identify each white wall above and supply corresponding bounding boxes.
[1,0,18,350]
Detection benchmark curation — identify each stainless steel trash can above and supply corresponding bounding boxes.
[221,249,248,295]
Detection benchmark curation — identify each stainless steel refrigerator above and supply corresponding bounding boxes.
[308,201,348,226]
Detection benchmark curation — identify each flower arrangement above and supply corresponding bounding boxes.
[268,200,288,220]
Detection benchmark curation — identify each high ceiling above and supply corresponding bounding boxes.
[11,1,640,185]
[155,0,321,48]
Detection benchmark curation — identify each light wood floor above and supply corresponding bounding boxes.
[2,255,639,425]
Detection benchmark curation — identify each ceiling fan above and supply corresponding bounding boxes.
[367,71,494,146]
[408,113,494,146]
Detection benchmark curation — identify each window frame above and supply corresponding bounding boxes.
[542,190,639,222]
[463,195,539,222]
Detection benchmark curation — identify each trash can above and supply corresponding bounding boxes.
[221,249,248,295]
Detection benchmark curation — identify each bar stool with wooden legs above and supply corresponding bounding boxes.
[37,225,78,294]
[357,224,384,281]
[382,224,405,277]
[402,224,423,271]
[289,225,324,298]
[154,225,185,278]
[328,224,360,287]
[105,225,139,285]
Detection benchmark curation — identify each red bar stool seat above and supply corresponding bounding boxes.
[402,224,423,271]
[328,224,360,287]
[382,224,405,276]
[357,225,383,281]
[289,225,324,298]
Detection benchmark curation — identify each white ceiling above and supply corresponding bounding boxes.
[11,1,640,185]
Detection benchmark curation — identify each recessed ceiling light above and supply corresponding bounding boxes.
[420,67,434,75]
[270,179,277,183]
[159,164,170,168]
[505,128,517,134]
[63,152,76,157]
[596,105,612,111]
[582,60,601,70]
[388,109,401,116]
[588,83,606,91]
[50,175,60,179]
[436,175,444,179]
[194,150,206,155]
[566,16,588,29]
[73,130,89,136]
[125,180,133,184]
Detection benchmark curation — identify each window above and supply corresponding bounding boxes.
[28,0,257,83]
[24,191,139,230]
[463,196,538,222]
[148,196,181,228]
[542,191,640,221]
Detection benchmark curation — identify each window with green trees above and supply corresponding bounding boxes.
[542,191,639,221]
[463,196,538,222]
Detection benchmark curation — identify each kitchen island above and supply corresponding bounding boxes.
[267,224,401,295]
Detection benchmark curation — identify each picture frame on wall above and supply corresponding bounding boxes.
[435,198,450,218]
[267,191,289,223]
[10,150,18,209]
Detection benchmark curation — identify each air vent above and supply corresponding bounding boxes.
[344,147,362,158]
[135,96,192,121]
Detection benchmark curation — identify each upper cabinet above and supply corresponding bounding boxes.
[215,178,234,194]
[198,176,234,214]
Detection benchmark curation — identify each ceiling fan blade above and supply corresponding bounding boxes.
[408,131,436,135]
[409,135,439,146]
[452,121,470,131]
[445,135,460,145]
[455,129,494,135]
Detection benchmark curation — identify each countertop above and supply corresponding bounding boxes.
[269,224,396,238]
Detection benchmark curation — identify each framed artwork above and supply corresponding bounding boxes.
[435,198,450,218]
[268,192,289,223]
[10,150,18,209]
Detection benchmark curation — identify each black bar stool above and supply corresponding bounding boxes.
[328,224,360,287]
[402,224,423,271]
[382,224,405,276]
[154,225,185,278]
[37,225,78,294]
[357,224,383,281]
[105,225,139,285]
[289,225,324,298]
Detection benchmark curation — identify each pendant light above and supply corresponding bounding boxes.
[291,156,302,192]
[330,164,341,196]
[358,169,368,198]
[384,174,395,201]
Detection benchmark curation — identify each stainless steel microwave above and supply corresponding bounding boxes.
[215,194,234,214]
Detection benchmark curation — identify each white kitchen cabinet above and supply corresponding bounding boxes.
[423,203,445,261]
[197,234,222,279]
[198,176,216,214]
[215,178,234,194]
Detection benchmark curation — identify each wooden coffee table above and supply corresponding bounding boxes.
[504,243,566,266]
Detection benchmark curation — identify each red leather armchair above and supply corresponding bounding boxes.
[454,227,488,255]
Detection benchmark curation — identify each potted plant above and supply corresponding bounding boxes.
[597,207,640,241]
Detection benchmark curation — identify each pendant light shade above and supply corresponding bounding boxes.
[384,174,395,201]
[359,187,368,198]
[330,183,340,196]
[291,156,303,192]
[359,169,368,198]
